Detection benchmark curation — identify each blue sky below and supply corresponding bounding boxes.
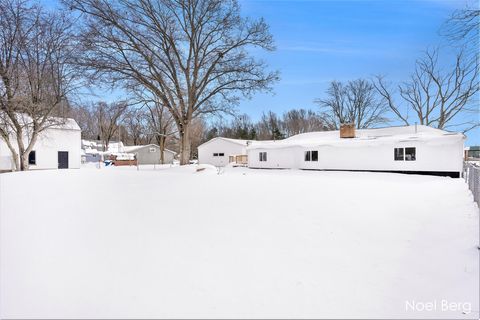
[43,0,479,144]
[236,0,478,144]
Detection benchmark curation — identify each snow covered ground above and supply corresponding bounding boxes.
[0,165,478,319]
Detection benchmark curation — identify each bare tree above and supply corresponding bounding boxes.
[130,86,177,163]
[123,108,148,146]
[93,101,128,151]
[374,49,479,132]
[0,0,79,170]
[145,99,175,164]
[234,114,256,139]
[65,0,279,164]
[189,117,207,160]
[256,111,284,140]
[372,76,410,126]
[68,103,100,140]
[203,114,255,140]
[218,114,256,139]
[441,5,479,50]
[282,108,328,136]
[198,108,330,144]
[316,79,389,129]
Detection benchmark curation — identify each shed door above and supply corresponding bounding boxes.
[58,151,69,169]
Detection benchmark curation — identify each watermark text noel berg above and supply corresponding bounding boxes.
[405,300,471,314]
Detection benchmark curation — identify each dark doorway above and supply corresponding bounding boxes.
[58,151,69,169]
[28,151,36,165]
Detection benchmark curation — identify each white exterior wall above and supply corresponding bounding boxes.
[0,127,81,170]
[248,146,302,169]
[298,137,463,174]
[198,139,247,167]
[248,136,464,175]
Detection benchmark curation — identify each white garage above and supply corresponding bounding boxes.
[0,118,81,171]
[197,137,250,167]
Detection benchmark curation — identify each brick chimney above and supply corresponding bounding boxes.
[340,123,355,138]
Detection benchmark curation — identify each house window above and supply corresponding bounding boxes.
[305,151,311,161]
[149,147,156,153]
[405,147,416,161]
[28,151,36,165]
[213,153,219,157]
[219,153,224,156]
[394,148,404,161]
[259,152,267,162]
[394,147,416,161]
[304,150,318,162]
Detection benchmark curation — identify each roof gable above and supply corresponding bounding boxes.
[123,144,176,154]
[198,137,250,148]
[0,112,81,131]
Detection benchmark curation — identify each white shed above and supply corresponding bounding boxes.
[197,137,251,167]
[247,125,465,177]
[0,118,81,170]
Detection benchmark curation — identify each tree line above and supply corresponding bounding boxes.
[0,0,478,170]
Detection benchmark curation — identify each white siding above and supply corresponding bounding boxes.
[297,138,463,174]
[198,138,247,167]
[202,126,465,176]
[0,126,81,170]
[248,146,302,169]
[248,136,464,175]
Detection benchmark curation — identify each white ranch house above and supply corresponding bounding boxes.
[0,117,81,170]
[198,125,465,178]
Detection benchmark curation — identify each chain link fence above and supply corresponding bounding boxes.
[464,162,480,205]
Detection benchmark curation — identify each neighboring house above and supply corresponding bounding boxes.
[123,144,176,165]
[247,125,464,178]
[81,140,129,163]
[0,118,81,170]
[81,140,103,163]
[465,146,480,161]
[197,137,251,167]
[107,141,126,153]
[81,139,103,151]
[82,149,102,163]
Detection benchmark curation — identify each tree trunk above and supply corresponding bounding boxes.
[0,131,20,171]
[179,122,191,165]
[10,150,19,171]
[158,135,166,164]
[20,152,29,171]
[103,139,109,152]
[6,144,20,171]
[15,128,28,171]
[18,132,39,171]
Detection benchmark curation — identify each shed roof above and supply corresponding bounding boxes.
[197,137,272,148]
[50,117,81,131]
[123,144,176,154]
[1,112,81,131]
